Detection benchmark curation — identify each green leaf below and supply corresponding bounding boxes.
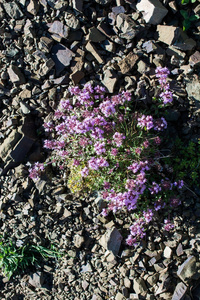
[191,0,197,3]
[181,0,190,4]
[189,14,200,21]
[180,10,189,19]
[183,19,191,31]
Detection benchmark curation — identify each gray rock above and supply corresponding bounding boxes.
[86,42,104,64]
[87,27,106,43]
[65,13,80,30]
[136,0,168,25]
[115,292,126,300]
[80,262,93,273]
[118,52,138,74]
[7,65,26,85]
[39,37,53,53]
[116,13,139,40]
[184,75,200,112]
[3,2,23,19]
[189,51,200,67]
[27,0,40,15]
[29,272,44,288]
[102,40,115,52]
[95,0,112,5]
[177,256,196,282]
[102,69,118,93]
[0,130,22,160]
[39,58,55,76]
[157,25,196,50]
[133,278,147,294]
[172,282,187,300]
[73,234,84,248]
[99,227,122,256]
[49,21,69,39]
[51,44,75,75]
[176,243,184,256]
[142,40,157,53]
[72,0,83,11]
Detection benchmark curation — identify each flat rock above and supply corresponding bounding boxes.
[7,65,26,85]
[3,2,23,19]
[51,44,75,75]
[184,75,200,111]
[27,0,40,15]
[0,130,22,160]
[39,58,55,76]
[95,0,112,4]
[29,272,44,288]
[87,27,106,43]
[177,256,196,282]
[163,246,172,259]
[189,51,200,67]
[72,0,83,11]
[102,69,118,93]
[99,227,122,256]
[49,21,69,39]
[133,278,147,294]
[157,25,196,50]
[136,0,168,25]
[86,42,104,64]
[172,282,187,300]
[118,52,138,74]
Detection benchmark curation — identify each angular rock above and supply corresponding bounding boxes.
[49,21,69,39]
[72,0,83,11]
[51,44,75,75]
[86,42,104,64]
[27,0,40,15]
[87,27,106,43]
[157,25,196,50]
[102,69,118,93]
[184,75,200,111]
[136,0,168,25]
[7,65,26,85]
[116,292,126,300]
[163,246,172,259]
[95,0,112,4]
[177,256,196,282]
[118,52,138,74]
[142,40,157,53]
[73,234,84,248]
[172,282,187,300]
[112,6,125,15]
[102,40,115,52]
[29,272,44,288]
[3,2,23,19]
[176,243,184,256]
[189,51,200,67]
[0,130,22,160]
[133,278,147,294]
[99,227,122,256]
[39,37,53,53]
[70,70,85,84]
[65,13,80,30]
[116,13,139,40]
[39,58,55,76]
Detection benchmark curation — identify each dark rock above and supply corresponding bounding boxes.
[51,44,75,75]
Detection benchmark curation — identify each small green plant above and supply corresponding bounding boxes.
[181,0,197,5]
[166,138,200,188]
[180,9,199,31]
[0,238,61,279]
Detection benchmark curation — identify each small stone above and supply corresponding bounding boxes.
[86,42,104,64]
[39,58,55,76]
[189,51,200,67]
[0,130,21,160]
[29,272,44,288]
[176,243,184,256]
[163,246,172,259]
[49,21,69,39]
[51,44,75,75]
[3,2,23,19]
[99,227,122,256]
[116,13,139,40]
[81,262,93,273]
[102,69,118,93]
[65,13,80,30]
[70,70,85,84]
[177,256,196,282]
[82,280,89,290]
[142,40,157,53]
[27,0,40,15]
[136,0,168,25]
[39,36,54,53]
[72,0,83,11]
[19,89,32,99]
[172,282,187,300]
[7,65,26,85]
[118,52,138,74]
[73,234,84,248]
[102,40,115,52]
[87,27,106,43]
[115,292,126,300]
[133,278,147,294]
[95,0,112,4]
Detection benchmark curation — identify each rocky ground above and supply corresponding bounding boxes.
[0,0,200,299]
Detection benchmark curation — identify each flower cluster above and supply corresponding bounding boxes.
[28,68,183,247]
[155,66,173,105]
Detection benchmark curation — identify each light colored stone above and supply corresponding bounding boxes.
[177,256,196,282]
[172,282,187,300]
[102,69,118,93]
[116,13,139,40]
[163,246,172,259]
[118,52,138,74]
[86,42,104,64]
[0,130,22,160]
[133,278,147,294]
[7,65,26,84]
[49,21,69,38]
[99,227,122,256]
[27,0,40,15]
[3,2,23,19]
[137,0,168,24]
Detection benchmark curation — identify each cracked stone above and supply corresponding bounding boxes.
[49,20,69,39]
[118,52,138,74]
[136,0,168,25]
[7,65,26,85]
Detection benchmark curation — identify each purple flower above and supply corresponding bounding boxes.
[153,117,167,131]
[94,142,106,155]
[170,197,181,208]
[160,90,173,104]
[154,198,166,211]
[137,115,154,130]
[99,100,116,117]
[111,148,118,156]
[81,167,89,177]
[149,182,161,194]
[163,219,174,231]
[88,157,99,170]
[143,209,153,223]
[113,132,125,147]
